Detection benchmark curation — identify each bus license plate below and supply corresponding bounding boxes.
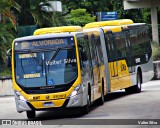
[43,102,54,107]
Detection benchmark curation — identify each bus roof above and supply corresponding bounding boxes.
[83,19,134,28]
[34,26,83,35]
[102,26,123,33]
[14,32,78,42]
[84,26,123,33]
[127,23,146,28]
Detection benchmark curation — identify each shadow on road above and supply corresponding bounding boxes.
[104,90,127,102]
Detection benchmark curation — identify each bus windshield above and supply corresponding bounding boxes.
[14,37,77,88]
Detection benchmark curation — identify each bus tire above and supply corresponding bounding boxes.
[26,111,36,119]
[82,95,91,114]
[125,72,142,93]
[97,82,104,105]
[133,72,142,93]
[82,86,91,114]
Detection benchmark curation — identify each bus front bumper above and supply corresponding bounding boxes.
[15,92,86,113]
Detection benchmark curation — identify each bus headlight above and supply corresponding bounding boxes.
[15,91,26,101]
[70,84,81,98]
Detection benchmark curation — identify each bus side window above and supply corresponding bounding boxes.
[141,27,151,53]
[79,45,87,64]
[129,29,137,55]
[95,33,104,65]
[89,34,99,67]
[114,32,126,59]
[131,28,148,55]
[105,33,115,61]
[123,30,133,57]
[145,27,151,52]
[77,36,92,73]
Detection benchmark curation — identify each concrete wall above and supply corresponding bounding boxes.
[0,79,13,96]
[153,61,160,79]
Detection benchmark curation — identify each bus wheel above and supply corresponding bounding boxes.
[82,94,91,114]
[133,72,142,93]
[97,85,104,105]
[125,72,142,93]
[26,111,36,119]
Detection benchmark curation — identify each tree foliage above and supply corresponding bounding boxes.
[61,0,109,15]
[0,0,20,25]
[28,0,55,27]
[62,0,149,23]
[66,8,95,26]
[0,0,20,65]
[15,0,65,27]
[1,0,160,66]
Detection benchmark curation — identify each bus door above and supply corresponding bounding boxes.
[77,34,93,99]
[114,31,132,89]
[89,33,101,100]
[105,33,118,91]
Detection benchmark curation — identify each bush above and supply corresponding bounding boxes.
[0,66,11,78]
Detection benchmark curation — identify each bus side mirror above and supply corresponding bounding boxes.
[6,49,12,67]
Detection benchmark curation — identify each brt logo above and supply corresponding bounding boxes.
[33,96,40,100]
[121,63,126,71]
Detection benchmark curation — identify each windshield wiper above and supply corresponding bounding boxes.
[48,47,61,64]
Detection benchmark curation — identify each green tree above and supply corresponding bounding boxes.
[0,0,20,65]
[66,8,95,26]
[61,0,144,23]
[61,0,109,15]
[15,0,66,27]
[27,0,52,27]
[14,0,34,26]
[28,0,66,27]
[0,0,20,25]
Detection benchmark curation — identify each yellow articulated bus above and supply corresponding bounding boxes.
[8,19,153,119]
[84,19,153,93]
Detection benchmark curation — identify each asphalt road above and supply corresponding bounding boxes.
[1,80,160,128]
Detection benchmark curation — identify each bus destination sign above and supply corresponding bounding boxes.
[15,38,74,50]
